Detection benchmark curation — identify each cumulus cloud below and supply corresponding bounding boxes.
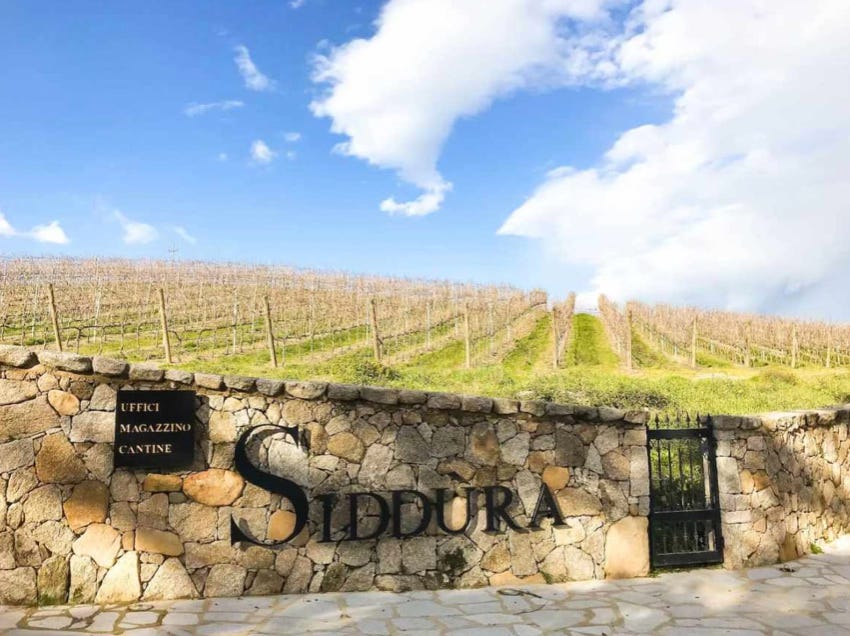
[0,209,70,244]
[250,139,277,164]
[310,0,615,216]
[283,131,301,143]
[234,45,274,91]
[184,100,244,117]
[0,212,15,237]
[500,0,850,315]
[114,211,158,245]
[28,221,70,245]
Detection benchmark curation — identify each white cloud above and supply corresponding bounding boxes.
[28,221,70,245]
[283,131,301,143]
[114,211,158,245]
[250,139,277,164]
[286,150,297,160]
[290,0,306,8]
[173,226,197,245]
[499,0,850,316]
[380,181,452,217]
[184,100,244,117]
[234,45,274,91]
[310,0,614,215]
[217,152,228,162]
[0,209,70,244]
[0,212,15,237]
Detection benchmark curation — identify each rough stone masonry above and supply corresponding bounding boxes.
[0,344,847,606]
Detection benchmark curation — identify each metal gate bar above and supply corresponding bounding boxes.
[646,414,724,568]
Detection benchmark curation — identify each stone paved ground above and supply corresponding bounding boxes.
[5,537,850,635]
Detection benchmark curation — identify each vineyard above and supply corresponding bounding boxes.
[0,257,560,373]
[597,296,850,370]
[5,256,850,414]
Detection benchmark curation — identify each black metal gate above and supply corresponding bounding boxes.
[646,414,724,568]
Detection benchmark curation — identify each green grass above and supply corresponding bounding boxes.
[502,315,552,375]
[156,311,850,416]
[563,313,619,367]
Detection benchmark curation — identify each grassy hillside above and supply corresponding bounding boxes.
[176,313,850,416]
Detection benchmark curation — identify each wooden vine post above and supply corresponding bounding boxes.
[369,298,382,363]
[690,316,698,369]
[46,283,63,352]
[551,308,560,369]
[263,295,278,368]
[464,302,471,369]
[625,309,633,371]
[826,328,832,369]
[791,324,798,369]
[744,321,752,368]
[157,287,172,364]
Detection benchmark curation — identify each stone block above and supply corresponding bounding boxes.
[92,356,129,377]
[716,456,742,494]
[555,429,587,467]
[427,393,461,410]
[360,386,399,405]
[0,439,35,474]
[95,551,141,603]
[37,351,92,374]
[256,378,285,396]
[461,395,493,413]
[23,485,62,523]
[492,398,519,414]
[557,488,602,516]
[327,383,359,401]
[398,389,427,404]
[183,469,245,506]
[285,380,326,399]
[36,433,86,484]
[327,432,365,462]
[0,379,37,405]
[517,400,545,417]
[0,567,37,605]
[604,516,649,579]
[70,410,113,443]
[164,369,193,384]
[64,480,109,530]
[142,559,200,601]
[204,564,246,597]
[69,555,97,604]
[136,527,184,556]
[542,466,570,491]
[0,396,60,442]
[37,554,69,605]
[143,474,183,492]
[73,523,121,568]
[0,345,37,368]
[194,373,224,390]
[128,363,164,382]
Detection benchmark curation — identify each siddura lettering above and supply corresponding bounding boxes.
[230,424,567,547]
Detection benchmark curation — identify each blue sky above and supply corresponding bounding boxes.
[2,1,848,318]
[0,1,665,296]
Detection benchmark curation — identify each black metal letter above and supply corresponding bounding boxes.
[316,493,337,543]
[528,483,566,528]
[348,492,390,540]
[231,424,309,546]
[483,485,523,533]
[391,490,432,538]
[434,488,476,535]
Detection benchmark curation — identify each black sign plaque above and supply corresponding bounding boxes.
[114,390,196,469]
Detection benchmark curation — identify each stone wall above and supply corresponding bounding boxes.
[715,409,850,569]
[0,346,651,606]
